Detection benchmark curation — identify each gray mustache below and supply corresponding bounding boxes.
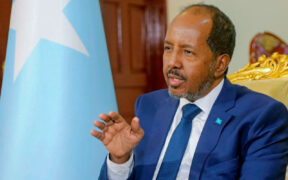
[167,69,186,80]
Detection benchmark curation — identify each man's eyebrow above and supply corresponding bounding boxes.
[180,44,194,49]
[164,40,173,45]
[164,41,194,49]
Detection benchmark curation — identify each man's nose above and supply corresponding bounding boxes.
[169,50,182,68]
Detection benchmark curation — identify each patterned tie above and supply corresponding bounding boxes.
[156,104,201,180]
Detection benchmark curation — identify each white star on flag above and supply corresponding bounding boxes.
[10,0,89,81]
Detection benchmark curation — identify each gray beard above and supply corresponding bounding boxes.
[168,66,215,102]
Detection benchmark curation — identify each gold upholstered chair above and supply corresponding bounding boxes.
[228,53,288,179]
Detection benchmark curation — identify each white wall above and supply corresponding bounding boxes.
[167,0,202,24]
[167,0,288,74]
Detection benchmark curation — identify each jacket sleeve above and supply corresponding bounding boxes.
[239,102,288,180]
[98,158,109,180]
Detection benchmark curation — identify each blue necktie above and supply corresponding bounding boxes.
[156,104,201,180]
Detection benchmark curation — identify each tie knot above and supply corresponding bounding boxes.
[182,104,201,119]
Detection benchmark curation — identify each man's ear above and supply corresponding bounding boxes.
[214,54,230,78]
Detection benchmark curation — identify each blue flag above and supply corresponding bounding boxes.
[0,0,117,179]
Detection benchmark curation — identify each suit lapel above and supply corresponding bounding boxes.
[189,78,236,180]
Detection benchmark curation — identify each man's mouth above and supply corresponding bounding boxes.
[167,74,185,87]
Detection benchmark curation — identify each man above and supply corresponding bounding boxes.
[91,4,288,180]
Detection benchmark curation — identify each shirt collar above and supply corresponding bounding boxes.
[179,79,224,115]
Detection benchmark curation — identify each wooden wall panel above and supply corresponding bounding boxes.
[129,5,146,73]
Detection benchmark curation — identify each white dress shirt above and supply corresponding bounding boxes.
[107,80,224,180]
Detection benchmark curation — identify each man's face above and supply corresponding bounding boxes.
[163,10,217,101]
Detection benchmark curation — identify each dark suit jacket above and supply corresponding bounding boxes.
[99,78,288,180]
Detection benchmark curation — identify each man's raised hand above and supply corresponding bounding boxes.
[91,112,144,163]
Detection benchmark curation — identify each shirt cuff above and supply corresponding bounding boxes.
[106,153,134,180]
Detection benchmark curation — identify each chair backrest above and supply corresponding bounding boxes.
[250,32,288,63]
[228,53,288,107]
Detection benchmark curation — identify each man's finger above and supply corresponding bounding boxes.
[99,113,114,125]
[93,120,106,131]
[109,111,125,123]
[131,117,142,134]
[90,130,105,141]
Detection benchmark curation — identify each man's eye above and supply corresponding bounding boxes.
[164,46,172,51]
[184,49,194,55]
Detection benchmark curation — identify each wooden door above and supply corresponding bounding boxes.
[100,0,167,120]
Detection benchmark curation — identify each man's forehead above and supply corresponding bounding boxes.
[168,10,212,34]
[165,27,200,40]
